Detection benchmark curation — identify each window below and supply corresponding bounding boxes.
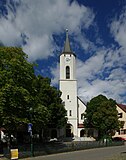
[66,66,70,79]
[67,95,69,99]
[69,110,72,116]
[118,113,122,118]
[66,110,68,116]
[81,113,84,120]
[62,101,65,106]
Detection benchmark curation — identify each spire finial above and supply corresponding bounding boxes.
[64,29,71,52]
[66,29,68,38]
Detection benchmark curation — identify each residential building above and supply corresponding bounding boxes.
[114,104,126,138]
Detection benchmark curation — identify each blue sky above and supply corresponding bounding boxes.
[0,0,126,104]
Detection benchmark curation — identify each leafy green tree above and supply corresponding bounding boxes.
[0,47,67,139]
[84,95,121,139]
[0,47,35,135]
[32,75,67,130]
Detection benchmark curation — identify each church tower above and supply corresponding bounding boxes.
[59,29,78,137]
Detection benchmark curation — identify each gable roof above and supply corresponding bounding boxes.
[117,104,126,113]
[77,96,87,106]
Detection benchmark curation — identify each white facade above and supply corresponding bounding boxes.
[114,104,126,139]
[59,30,86,138]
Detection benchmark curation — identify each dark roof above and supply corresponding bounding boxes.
[77,96,87,106]
[117,104,126,113]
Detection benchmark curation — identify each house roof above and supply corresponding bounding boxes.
[77,96,87,106]
[117,104,126,113]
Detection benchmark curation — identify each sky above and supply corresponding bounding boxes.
[0,0,126,104]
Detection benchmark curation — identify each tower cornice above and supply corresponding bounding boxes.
[60,51,76,57]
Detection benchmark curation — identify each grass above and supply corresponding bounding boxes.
[108,154,126,160]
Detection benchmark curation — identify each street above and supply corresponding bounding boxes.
[23,144,126,160]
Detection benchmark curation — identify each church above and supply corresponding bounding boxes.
[59,30,87,139]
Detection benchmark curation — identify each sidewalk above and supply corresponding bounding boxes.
[0,157,8,160]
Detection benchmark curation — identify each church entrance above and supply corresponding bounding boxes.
[66,124,73,137]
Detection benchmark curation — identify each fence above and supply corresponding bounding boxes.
[3,140,124,159]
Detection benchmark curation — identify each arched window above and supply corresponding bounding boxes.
[66,66,70,79]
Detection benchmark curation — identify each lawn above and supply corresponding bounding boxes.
[109,154,126,160]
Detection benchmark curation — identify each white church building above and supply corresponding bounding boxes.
[59,30,87,139]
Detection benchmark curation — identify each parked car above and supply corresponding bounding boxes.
[112,137,126,141]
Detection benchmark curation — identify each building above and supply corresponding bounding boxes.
[59,30,87,139]
[114,104,126,139]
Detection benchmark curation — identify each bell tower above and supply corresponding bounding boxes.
[59,29,78,137]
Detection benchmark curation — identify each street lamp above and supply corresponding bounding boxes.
[28,107,34,157]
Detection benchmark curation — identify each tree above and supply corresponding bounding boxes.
[0,47,35,135]
[32,75,67,130]
[0,47,67,140]
[84,95,121,139]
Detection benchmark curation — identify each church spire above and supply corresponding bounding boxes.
[64,29,71,52]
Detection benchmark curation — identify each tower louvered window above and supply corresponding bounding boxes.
[66,66,70,79]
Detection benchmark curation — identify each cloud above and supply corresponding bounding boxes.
[78,6,126,104]
[77,57,126,104]
[110,6,126,51]
[0,0,95,61]
[50,62,60,86]
[0,17,22,46]
[1,0,126,104]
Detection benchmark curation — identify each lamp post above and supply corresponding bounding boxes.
[28,107,34,157]
[28,123,33,157]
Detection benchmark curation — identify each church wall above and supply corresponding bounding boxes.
[77,98,86,125]
[60,80,78,137]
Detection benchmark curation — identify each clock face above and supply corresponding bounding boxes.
[65,57,71,62]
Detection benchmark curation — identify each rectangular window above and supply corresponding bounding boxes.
[66,66,70,79]
[118,113,122,118]
[81,114,84,120]
[69,110,72,116]
[124,129,126,134]
[67,95,69,99]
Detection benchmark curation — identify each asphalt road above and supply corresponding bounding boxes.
[23,144,126,160]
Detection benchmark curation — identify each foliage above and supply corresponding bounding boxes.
[84,95,121,139]
[0,47,35,133]
[0,47,67,136]
[32,75,67,129]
